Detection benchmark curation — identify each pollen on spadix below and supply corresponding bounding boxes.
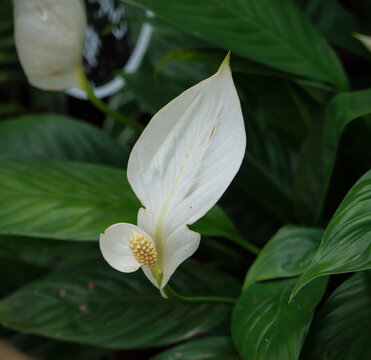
[129,234,157,267]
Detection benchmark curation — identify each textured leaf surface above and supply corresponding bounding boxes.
[291,170,371,299]
[0,114,129,166]
[0,259,239,349]
[243,226,323,290]
[0,160,138,240]
[0,159,240,243]
[150,336,239,360]
[122,0,347,89]
[232,277,327,360]
[294,88,371,222]
[304,271,371,360]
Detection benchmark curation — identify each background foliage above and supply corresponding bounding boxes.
[0,0,370,359]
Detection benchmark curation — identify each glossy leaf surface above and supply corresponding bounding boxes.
[243,226,323,290]
[122,0,347,89]
[232,277,327,360]
[291,170,371,299]
[0,160,241,243]
[0,260,239,349]
[304,271,371,360]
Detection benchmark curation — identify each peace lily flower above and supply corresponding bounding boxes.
[353,33,371,53]
[100,54,246,289]
[13,0,86,90]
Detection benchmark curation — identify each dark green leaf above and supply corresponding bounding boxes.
[295,0,337,33]
[243,226,323,290]
[291,170,371,300]
[121,0,348,90]
[119,26,210,115]
[150,336,239,360]
[157,48,287,79]
[192,206,258,254]
[0,235,97,269]
[294,88,371,222]
[157,48,335,99]
[296,1,371,60]
[2,327,109,360]
[0,103,25,118]
[0,259,239,349]
[326,4,371,61]
[122,65,178,114]
[0,259,45,299]
[239,120,296,223]
[304,271,371,360]
[232,277,327,360]
[0,114,129,166]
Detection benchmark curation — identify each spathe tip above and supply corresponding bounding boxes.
[218,51,231,72]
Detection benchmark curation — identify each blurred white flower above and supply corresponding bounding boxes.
[14,0,86,90]
[353,33,371,53]
[100,54,246,289]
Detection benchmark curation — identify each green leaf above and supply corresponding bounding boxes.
[1,323,110,360]
[326,4,371,61]
[0,159,241,244]
[157,48,287,79]
[192,206,259,254]
[0,259,240,349]
[291,170,371,300]
[0,114,129,166]
[240,77,321,147]
[238,116,296,223]
[295,0,337,33]
[294,88,371,222]
[243,226,323,290]
[0,103,25,118]
[232,277,327,360]
[157,48,335,97]
[0,235,97,269]
[304,271,371,360]
[122,65,178,114]
[121,0,348,90]
[0,160,138,240]
[150,336,239,360]
[0,258,46,298]
[0,1,23,83]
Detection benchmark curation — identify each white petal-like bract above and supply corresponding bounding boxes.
[100,223,155,273]
[128,54,246,287]
[14,0,86,90]
[354,33,371,53]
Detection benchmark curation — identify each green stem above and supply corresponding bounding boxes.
[163,285,237,305]
[228,235,260,255]
[75,67,144,132]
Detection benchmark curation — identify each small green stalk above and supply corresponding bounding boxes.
[163,285,237,305]
[75,67,144,132]
[227,235,260,255]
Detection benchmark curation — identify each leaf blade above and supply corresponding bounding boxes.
[122,0,348,89]
[0,259,239,349]
[232,277,327,360]
[0,159,240,245]
[243,225,323,290]
[304,271,371,360]
[291,170,371,300]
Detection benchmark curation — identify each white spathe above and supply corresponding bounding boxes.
[100,54,246,289]
[354,33,371,53]
[14,0,86,90]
